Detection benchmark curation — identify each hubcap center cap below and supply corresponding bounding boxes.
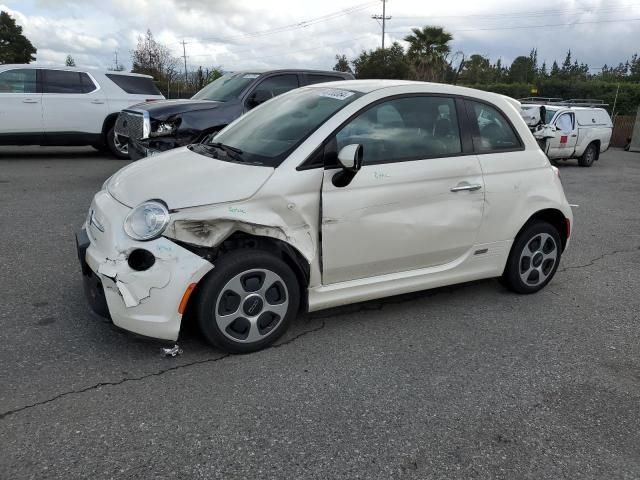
[243,295,264,316]
[532,252,544,267]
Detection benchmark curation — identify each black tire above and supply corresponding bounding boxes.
[502,222,562,294]
[106,126,130,159]
[578,143,597,167]
[196,249,300,353]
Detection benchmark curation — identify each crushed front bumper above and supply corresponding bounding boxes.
[76,190,213,341]
[128,137,183,161]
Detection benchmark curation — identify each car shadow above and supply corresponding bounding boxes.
[0,146,116,160]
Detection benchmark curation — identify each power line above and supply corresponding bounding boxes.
[184,34,373,67]
[388,16,640,34]
[390,3,640,20]
[185,23,366,59]
[172,1,376,47]
[371,0,391,49]
[181,39,188,81]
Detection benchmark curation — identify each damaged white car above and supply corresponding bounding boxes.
[76,80,573,353]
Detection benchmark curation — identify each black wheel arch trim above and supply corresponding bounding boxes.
[516,208,569,252]
[171,233,311,314]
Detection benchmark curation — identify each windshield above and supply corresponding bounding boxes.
[191,72,259,102]
[202,87,363,167]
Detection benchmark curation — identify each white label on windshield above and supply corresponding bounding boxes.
[318,89,354,100]
[243,74,260,79]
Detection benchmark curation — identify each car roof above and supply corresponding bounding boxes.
[0,64,153,78]
[304,79,510,99]
[230,69,352,77]
[521,104,606,113]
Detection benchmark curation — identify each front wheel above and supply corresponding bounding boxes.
[106,126,130,159]
[502,222,562,294]
[196,250,300,353]
[578,143,597,167]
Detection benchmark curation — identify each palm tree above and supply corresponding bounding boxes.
[403,26,453,82]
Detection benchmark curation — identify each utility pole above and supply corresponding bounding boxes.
[371,0,391,49]
[181,40,188,83]
[113,50,118,69]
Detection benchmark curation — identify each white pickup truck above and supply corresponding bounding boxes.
[520,99,613,167]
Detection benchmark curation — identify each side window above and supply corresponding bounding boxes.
[556,113,574,133]
[246,74,299,109]
[467,100,521,153]
[79,73,97,93]
[0,69,37,93]
[305,74,342,85]
[43,70,86,94]
[335,96,462,165]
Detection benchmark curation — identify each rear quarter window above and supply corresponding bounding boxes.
[106,74,162,95]
[304,74,345,86]
[466,100,523,153]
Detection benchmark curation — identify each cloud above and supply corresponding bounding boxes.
[2,0,639,74]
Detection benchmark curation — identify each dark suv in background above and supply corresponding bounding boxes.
[116,69,354,159]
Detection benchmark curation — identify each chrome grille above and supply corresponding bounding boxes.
[114,111,144,140]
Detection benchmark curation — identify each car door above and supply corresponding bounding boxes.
[41,69,107,142]
[244,74,299,111]
[547,112,577,158]
[320,95,485,285]
[0,68,43,144]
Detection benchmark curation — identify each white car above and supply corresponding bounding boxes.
[521,102,613,167]
[76,80,573,353]
[0,64,164,158]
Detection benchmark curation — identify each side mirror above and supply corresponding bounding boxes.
[337,144,363,173]
[247,90,272,109]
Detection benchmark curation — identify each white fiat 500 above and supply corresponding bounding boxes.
[77,80,573,353]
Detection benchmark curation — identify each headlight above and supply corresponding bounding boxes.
[150,120,178,137]
[124,201,170,241]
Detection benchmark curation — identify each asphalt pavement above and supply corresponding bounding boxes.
[1,146,639,479]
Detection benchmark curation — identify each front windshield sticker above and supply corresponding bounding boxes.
[242,74,260,79]
[317,89,355,101]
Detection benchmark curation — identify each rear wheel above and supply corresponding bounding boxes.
[106,126,129,159]
[196,250,300,353]
[578,143,597,167]
[502,222,562,294]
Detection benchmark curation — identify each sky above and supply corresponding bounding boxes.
[2,0,640,74]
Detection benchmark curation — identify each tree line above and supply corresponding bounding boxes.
[334,26,640,115]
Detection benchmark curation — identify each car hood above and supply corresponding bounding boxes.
[107,147,274,210]
[129,99,223,118]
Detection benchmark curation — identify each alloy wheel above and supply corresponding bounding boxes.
[518,233,558,287]
[113,134,128,155]
[585,147,596,163]
[214,268,289,343]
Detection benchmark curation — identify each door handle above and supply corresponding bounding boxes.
[570,134,577,137]
[450,183,482,192]
[91,100,105,104]
[22,99,39,104]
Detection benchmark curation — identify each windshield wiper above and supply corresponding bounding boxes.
[208,142,244,161]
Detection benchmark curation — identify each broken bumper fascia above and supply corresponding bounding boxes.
[128,137,184,161]
[78,191,213,341]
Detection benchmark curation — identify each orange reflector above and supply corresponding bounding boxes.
[178,283,197,314]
